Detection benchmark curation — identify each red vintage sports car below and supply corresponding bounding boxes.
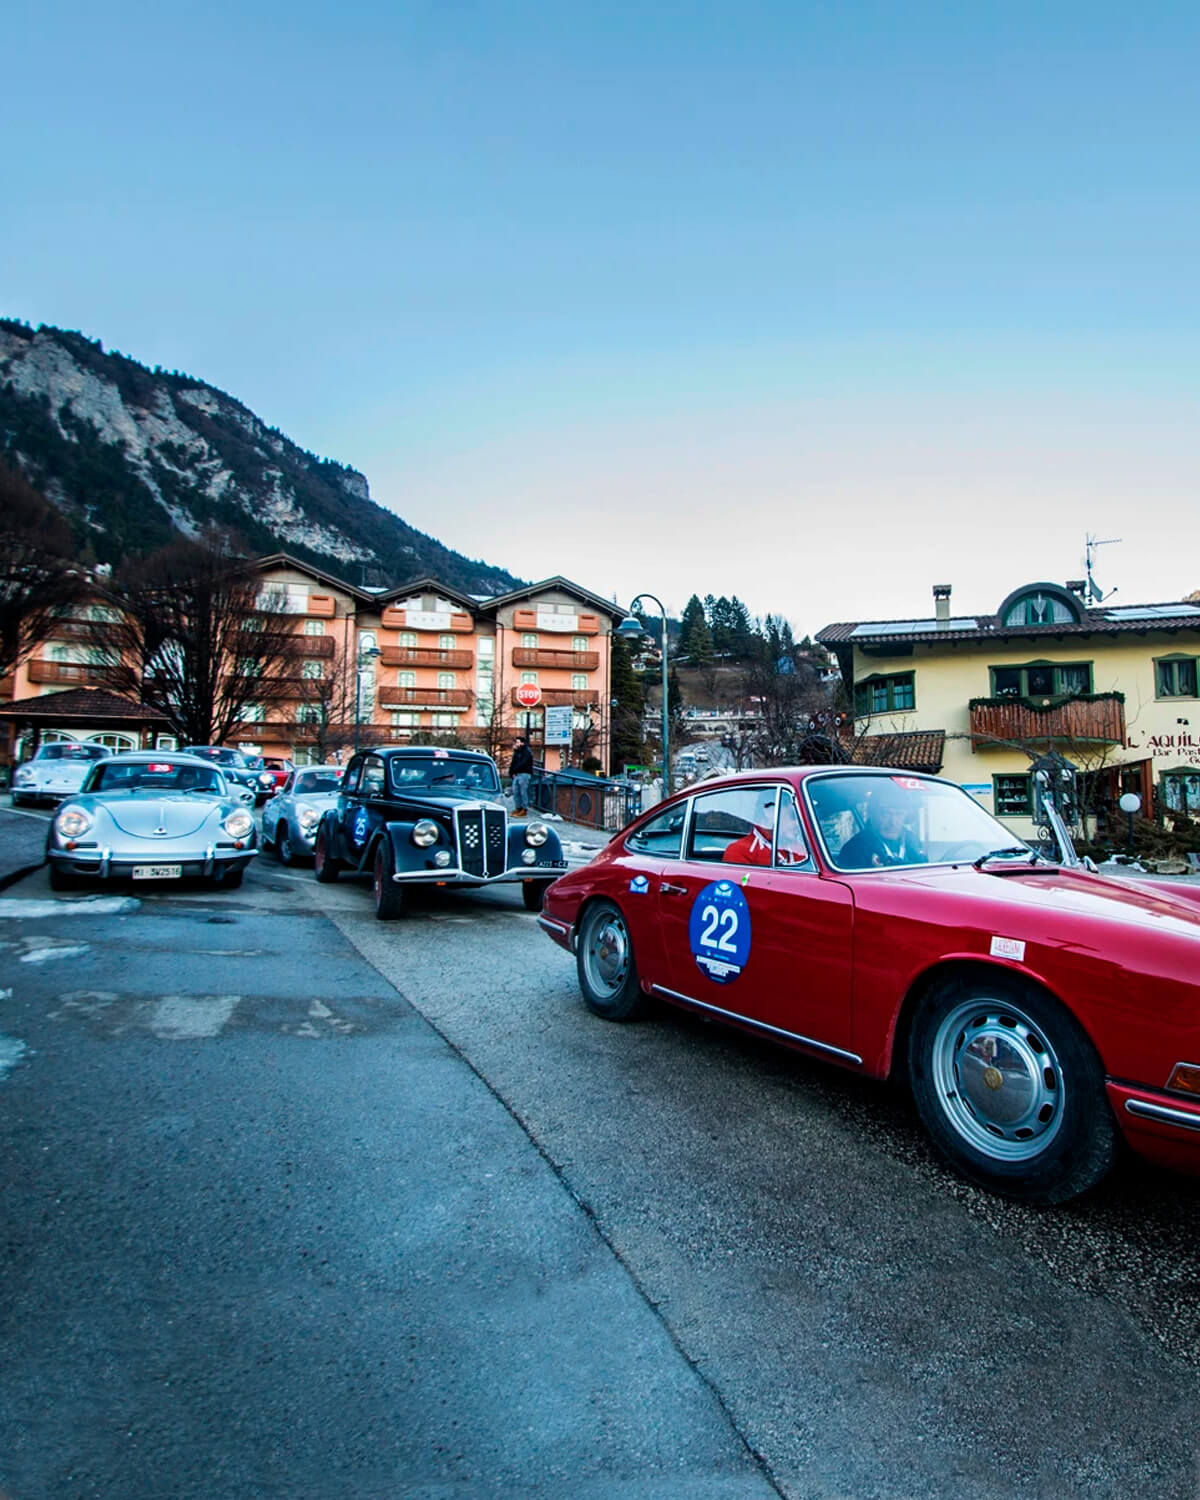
[538,767,1200,1203]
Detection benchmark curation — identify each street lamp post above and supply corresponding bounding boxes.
[618,593,670,793]
[353,645,381,755]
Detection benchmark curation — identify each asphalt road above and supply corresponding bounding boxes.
[1,823,1198,1499]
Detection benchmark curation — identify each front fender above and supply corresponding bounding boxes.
[506,824,565,870]
[377,819,429,874]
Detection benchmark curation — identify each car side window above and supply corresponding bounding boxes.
[341,757,363,795]
[280,774,294,794]
[689,786,779,865]
[625,803,687,858]
[774,790,812,870]
[360,756,387,797]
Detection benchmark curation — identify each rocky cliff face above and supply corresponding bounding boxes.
[0,321,520,595]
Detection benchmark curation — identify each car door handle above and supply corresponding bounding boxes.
[660,881,688,896]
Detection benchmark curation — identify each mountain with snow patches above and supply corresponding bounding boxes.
[0,319,521,595]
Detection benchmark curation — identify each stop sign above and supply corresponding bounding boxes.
[515,682,542,708]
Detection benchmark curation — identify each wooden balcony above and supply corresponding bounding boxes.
[380,646,473,669]
[510,687,598,709]
[0,675,14,699]
[27,660,111,687]
[512,648,599,671]
[297,635,336,658]
[512,609,600,635]
[377,687,474,711]
[380,606,474,633]
[969,693,1126,750]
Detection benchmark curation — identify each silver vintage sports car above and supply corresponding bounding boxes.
[261,764,344,863]
[11,742,111,806]
[45,751,259,891]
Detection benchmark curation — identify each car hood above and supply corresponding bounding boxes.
[292,792,340,814]
[385,791,506,814]
[25,763,91,788]
[868,862,1200,939]
[93,794,222,839]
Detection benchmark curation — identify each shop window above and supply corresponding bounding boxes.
[994,774,1033,818]
[1155,657,1198,699]
[854,672,915,716]
[1161,773,1200,815]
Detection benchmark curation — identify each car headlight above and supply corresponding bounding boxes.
[223,810,254,839]
[298,807,321,833]
[411,819,440,848]
[524,821,549,847]
[13,768,34,785]
[259,773,274,789]
[56,805,92,839]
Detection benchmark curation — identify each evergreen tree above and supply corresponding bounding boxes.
[678,594,713,664]
[608,634,644,774]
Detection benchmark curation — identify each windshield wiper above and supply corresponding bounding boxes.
[973,846,1041,869]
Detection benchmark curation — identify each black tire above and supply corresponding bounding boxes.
[10,793,25,808]
[575,899,649,1021]
[216,866,245,890]
[372,841,406,920]
[522,879,553,912]
[48,862,78,892]
[908,972,1116,1204]
[276,823,296,866]
[314,821,341,883]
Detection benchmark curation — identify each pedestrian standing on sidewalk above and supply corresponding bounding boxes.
[509,738,534,816]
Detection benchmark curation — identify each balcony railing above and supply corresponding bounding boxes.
[969,693,1126,749]
[512,649,599,671]
[512,609,600,635]
[510,688,598,708]
[377,687,474,711]
[380,646,474,669]
[379,606,474,633]
[27,660,111,687]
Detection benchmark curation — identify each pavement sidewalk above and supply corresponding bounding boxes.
[0,805,48,889]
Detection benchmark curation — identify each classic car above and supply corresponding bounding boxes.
[45,751,258,890]
[262,764,344,863]
[539,766,1200,1204]
[261,757,296,795]
[11,741,111,806]
[313,745,567,917]
[180,745,278,804]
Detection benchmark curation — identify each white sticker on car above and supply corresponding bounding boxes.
[990,936,1026,961]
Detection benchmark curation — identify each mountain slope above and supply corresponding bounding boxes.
[0,320,521,595]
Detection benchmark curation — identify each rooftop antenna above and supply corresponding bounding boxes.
[1085,534,1120,606]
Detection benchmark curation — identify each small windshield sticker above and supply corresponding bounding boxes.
[434,749,450,758]
[990,936,1026,961]
[689,880,751,984]
[629,875,649,894]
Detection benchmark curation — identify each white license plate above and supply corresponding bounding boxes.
[131,865,183,880]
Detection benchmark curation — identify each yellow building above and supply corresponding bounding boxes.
[818,581,1200,840]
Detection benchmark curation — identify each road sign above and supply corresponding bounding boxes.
[544,705,572,745]
[515,682,542,708]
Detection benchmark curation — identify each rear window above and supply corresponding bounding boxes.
[38,744,108,761]
[295,770,343,795]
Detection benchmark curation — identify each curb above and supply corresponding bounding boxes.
[0,862,44,894]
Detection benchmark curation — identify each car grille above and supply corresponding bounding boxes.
[456,806,507,877]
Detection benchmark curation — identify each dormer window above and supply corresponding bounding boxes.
[997,583,1084,629]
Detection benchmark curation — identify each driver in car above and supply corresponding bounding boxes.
[839,783,926,868]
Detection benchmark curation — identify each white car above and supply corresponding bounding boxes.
[261,764,345,863]
[11,742,112,806]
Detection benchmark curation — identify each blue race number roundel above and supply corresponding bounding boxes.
[351,805,370,846]
[688,880,751,984]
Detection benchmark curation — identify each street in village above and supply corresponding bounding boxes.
[1,805,1199,1500]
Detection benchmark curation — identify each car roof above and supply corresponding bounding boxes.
[669,765,943,796]
[366,745,494,762]
[90,751,229,768]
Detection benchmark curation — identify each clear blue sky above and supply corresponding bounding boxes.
[5,1,1199,630]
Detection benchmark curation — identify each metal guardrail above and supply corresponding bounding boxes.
[530,771,641,831]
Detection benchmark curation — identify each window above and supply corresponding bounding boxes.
[391,712,418,727]
[516,710,543,729]
[360,756,387,796]
[572,635,588,651]
[1155,657,1198,699]
[304,619,325,636]
[238,658,262,677]
[242,617,263,632]
[398,631,417,648]
[854,672,915,716]
[994,774,1033,818]
[991,662,1093,698]
[1001,592,1076,627]
[301,660,323,679]
[478,638,494,657]
[521,671,538,685]
[432,712,459,727]
[522,633,538,648]
[398,672,416,688]
[687,786,778,863]
[297,704,322,724]
[571,674,587,691]
[241,703,265,723]
[1161,772,1200,815]
[438,634,456,650]
[626,803,686,857]
[437,672,455,689]
[155,736,178,752]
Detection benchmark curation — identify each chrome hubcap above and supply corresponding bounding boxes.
[932,999,1064,1161]
[586,913,629,997]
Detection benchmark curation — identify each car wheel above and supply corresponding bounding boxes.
[372,841,405,920]
[276,824,296,866]
[576,899,649,1021]
[11,793,26,808]
[908,973,1116,1204]
[522,879,553,912]
[314,823,341,883]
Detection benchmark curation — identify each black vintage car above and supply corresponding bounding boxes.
[312,745,568,918]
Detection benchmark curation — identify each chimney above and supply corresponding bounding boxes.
[1066,579,1087,601]
[932,584,952,624]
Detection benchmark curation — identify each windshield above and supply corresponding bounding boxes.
[806,773,1027,872]
[37,744,109,761]
[388,757,501,794]
[87,761,224,795]
[295,770,343,795]
[183,747,244,767]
